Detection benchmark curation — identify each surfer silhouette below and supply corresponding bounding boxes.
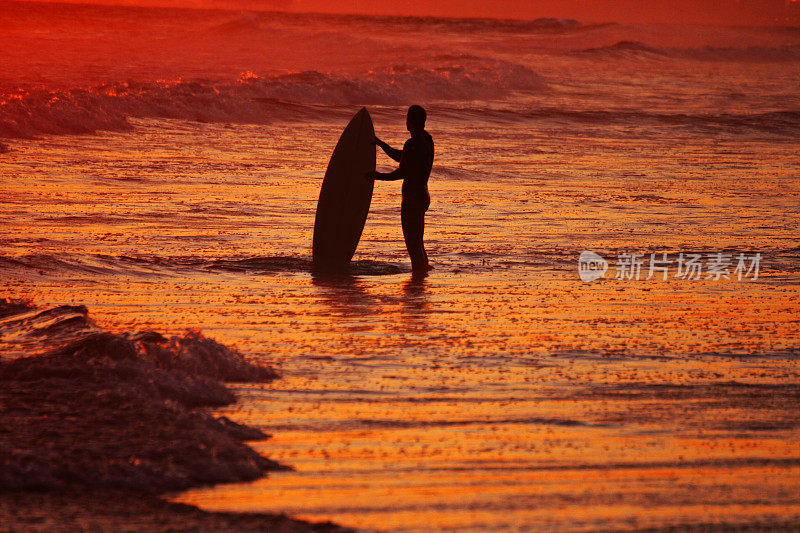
[367,105,434,273]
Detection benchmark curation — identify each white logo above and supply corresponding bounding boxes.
[579,250,608,283]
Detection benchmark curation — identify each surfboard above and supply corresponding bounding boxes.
[312,107,376,271]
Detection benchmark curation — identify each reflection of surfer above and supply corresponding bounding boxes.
[367,105,434,274]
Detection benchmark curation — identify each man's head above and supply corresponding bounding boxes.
[406,105,426,133]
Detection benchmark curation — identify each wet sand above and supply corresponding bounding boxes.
[0,299,350,532]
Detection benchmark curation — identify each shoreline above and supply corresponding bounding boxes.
[0,299,352,532]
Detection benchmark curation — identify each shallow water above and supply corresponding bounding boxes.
[2,3,800,531]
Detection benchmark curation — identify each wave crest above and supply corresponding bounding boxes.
[575,40,667,58]
[574,41,800,62]
[0,57,544,139]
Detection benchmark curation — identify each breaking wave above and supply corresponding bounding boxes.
[0,299,282,492]
[0,58,544,139]
[574,40,800,62]
[574,40,668,58]
[0,298,280,381]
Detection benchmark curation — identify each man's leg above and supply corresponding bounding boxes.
[401,206,428,272]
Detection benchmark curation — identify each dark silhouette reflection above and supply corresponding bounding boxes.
[311,270,432,324]
[311,271,375,317]
[401,271,431,316]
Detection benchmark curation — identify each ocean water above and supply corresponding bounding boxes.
[1,2,800,531]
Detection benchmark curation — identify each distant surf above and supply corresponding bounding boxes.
[2,1,799,140]
[0,58,544,139]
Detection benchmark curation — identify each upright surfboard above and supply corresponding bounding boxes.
[312,107,376,271]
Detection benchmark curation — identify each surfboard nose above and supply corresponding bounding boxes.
[356,107,370,120]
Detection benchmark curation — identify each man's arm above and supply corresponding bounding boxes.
[375,137,403,163]
[367,138,419,182]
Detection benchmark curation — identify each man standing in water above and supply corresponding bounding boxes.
[367,105,434,274]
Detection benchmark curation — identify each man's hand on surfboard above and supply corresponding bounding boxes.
[365,170,378,181]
